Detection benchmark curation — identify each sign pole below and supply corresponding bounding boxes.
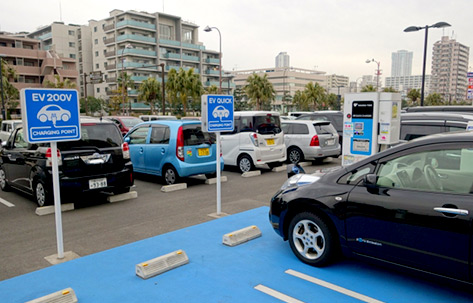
[216,132,221,215]
[51,141,64,259]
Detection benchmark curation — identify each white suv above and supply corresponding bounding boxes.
[281,120,340,164]
[221,111,286,173]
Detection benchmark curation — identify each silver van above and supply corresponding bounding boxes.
[221,111,286,173]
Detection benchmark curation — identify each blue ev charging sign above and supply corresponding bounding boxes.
[201,95,234,133]
[20,88,81,143]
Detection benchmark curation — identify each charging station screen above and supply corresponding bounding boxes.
[350,101,373,156]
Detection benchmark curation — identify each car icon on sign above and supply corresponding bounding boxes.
[212,105,229,120]
[37,105,71,124]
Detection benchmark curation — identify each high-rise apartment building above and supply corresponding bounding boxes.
[275,52,290,68]
[391,50,413,77]
[430,36,470,101]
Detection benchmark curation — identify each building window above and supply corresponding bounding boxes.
[68,30,75,36]
[96,63,99,69]
[94,26,97,32]
[159,24,173,40]
[95,51,99,57]
[95,39,98,45]
[69,42,75,47]
[182,29,193,43]
[69,54,76,59]
[96,88,100,93]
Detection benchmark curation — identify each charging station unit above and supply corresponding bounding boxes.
[342,92,401,166]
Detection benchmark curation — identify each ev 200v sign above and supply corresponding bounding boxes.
[20,88,81,143]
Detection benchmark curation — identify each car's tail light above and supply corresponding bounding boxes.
[46,148,62,167]
[176,126,184,161]
[249,133,259,147]
[122,142,130,159]
[310,135,320,147]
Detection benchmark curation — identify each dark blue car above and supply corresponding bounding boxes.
[270,131,473,283]
[124,120,223,185]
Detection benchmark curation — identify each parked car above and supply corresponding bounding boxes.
[0,120,22,143]
[106,116,143,136]
[400,112,473,141]
[288,111,312,118]
[0,117,134,206]
[295,111,344,150]
[281,120,340,164]
[139,115,177,122]
[221,111,286,173]
[269,131,473,283]
[124,120,223,185]
[405,105,473,113]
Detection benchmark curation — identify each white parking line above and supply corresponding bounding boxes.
[0,197,15,207]
[286,269,384,303]
[254,284,304,303]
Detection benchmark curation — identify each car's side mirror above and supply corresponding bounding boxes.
[287,163,305,178]
[363,174,378,186]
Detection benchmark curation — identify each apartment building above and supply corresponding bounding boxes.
[92,9,222,112]
[0,35,78,118]
[430,36,470,101]
[27,22,93,99]
[385,75,431,98]
[232,67,327,112]
[275,52,290,68]
[391,50,413,77]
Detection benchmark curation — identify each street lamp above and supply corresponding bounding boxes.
[120,43,133,115]
[366,59,381,91]
[159,63,166,115]
[0,55,6,120]
[404,21,451,106]
[204,26,222,94]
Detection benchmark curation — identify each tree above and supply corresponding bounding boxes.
[187,69,204,115]
[1,58,19,118]
[233,87,249,111]
[407,88,420,107]
[244,73,275,110]
[165,68,180,113]
[292,90,310,111]
[117,72,134,114]
[305,82,326,110]
[326,93,340,110]
[43,74,77,89]
[80,96,106,115]
[138,77,161,114]
[424,93,443,106]
[383,87,397,92]
[205,85,219,94]
[361,84,376,92]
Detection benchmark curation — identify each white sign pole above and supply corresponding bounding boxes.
[51,141,64,259]
[216,132,221,215]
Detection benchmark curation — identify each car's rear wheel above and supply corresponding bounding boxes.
[288,212,337,267]
[0,167,11,191]
[288,147,304,164]
[237,154,254,173]
[34,179,52,207]
[205,173,217,179]
[163,165,179,185]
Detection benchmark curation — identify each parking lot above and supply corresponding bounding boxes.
[1,206,472,302]
[1,159,473,302]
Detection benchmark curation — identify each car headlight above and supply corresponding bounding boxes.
[280,173,320,192]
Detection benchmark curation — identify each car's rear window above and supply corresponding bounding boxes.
[254,115,282,135]
[122,118,143,127]
[183,124,216,146]
[313,122,336,135]
[58,124,123,149]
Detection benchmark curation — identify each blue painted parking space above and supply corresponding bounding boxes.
[1,206,472,302]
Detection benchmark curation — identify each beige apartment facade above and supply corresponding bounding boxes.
[0,35,79,118]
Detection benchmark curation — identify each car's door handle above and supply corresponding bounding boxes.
[139,147,144,154]
[434,207,469,216]
[161,148,165,154]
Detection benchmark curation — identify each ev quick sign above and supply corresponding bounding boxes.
[20,88,81,143]
[201,95,234,132]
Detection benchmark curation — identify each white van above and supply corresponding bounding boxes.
[139,115,177,121]
[221,111,286,173]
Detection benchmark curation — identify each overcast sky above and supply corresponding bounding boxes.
[2,0,472,81]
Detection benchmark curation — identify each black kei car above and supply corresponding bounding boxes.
[270,131,473,284]
[0,117,134,206]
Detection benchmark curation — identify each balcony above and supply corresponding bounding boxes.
[182,54,199,62]
[182,67,199,74]
[122,48,156,57]
[182,42,205,51]
[164,53,181,59]
[205,81,221,87]
[159,39,181,47]
[205,69,220,75]
[118,62,158,69]
[104,37,115,45]
[116,20,156,31]
[206,58,220,64]
[104,24,115,32]
[12,65,41,76]
[106,77,117,83]
[166,65,180,71]
[38,32,52,40]
[106,64,117,70]
[117,34,156,44]
[105,51,116,58]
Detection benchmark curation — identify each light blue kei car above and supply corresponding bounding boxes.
[124,120,223,185]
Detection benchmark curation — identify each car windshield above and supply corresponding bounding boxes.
[183,124,216,146]
[57,124,123,149]
[122,117,143,127]
[254,115,282,134]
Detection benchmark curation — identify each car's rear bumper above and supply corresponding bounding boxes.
[177,158,224,177]
[303,145,340,159]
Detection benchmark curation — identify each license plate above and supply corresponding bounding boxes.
[326,138,335,146]
[266,139,275,145]
[198,148,210,156]
[89,178,107,189]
